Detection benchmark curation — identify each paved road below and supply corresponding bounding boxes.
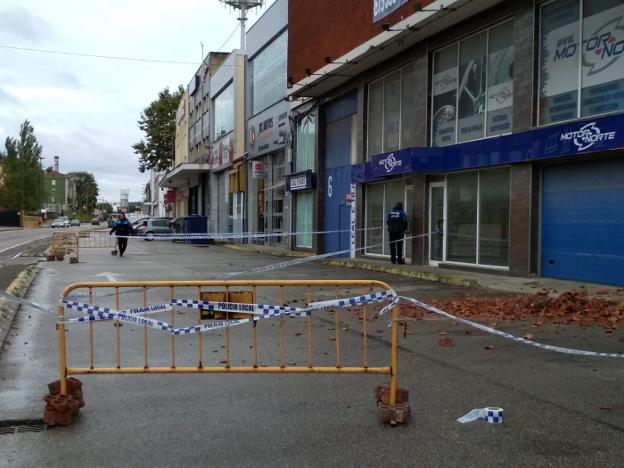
[0,228,52,261]
[0,240,623,467]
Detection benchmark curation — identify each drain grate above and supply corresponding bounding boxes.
[0,419,49,435]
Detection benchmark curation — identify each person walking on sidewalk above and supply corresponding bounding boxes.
[387,201,408,265]
[109,212,132,257]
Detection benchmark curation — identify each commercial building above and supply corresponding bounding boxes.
[288,0,624,285]
[246,0,290,246]
[161,53,229,225]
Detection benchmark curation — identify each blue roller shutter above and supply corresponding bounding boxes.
[541,159,624,285]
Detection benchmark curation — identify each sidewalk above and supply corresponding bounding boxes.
[224,243,620,296]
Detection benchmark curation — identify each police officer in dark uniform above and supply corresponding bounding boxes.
[387,202,408,264]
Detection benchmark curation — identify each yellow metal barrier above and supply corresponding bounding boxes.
[51,232,79,262]
[78,230,116,249]
[55,280,409,424]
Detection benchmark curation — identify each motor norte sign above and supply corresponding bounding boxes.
[560,121,616,151]
[379,153,402,173]
[373,0,408,23]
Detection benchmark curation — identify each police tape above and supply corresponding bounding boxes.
[66,232,428,300]
[61,302,172,323]
[210,232,429,280]
[398,296,624,359]
[1,288,622,358]
[59,289,397,336]
[106,226,384,241]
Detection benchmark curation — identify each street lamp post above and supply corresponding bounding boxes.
[219,0,264,52]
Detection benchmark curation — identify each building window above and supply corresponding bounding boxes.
[432,20,514,146]
[538,0,624,125]
[445,168,510,267]
[213,83,234,139]
[295,111,316,172]
[295,192,313,248]
[367,62,418,158]
[249,30,288,116]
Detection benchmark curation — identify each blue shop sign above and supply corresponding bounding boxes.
[353,114,624,182]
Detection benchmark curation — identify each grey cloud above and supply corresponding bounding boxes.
[56,72,82,89]
[0,6,56,44]
[37,128,146,201]
[0,86,20,106]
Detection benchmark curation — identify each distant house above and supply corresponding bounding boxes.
[43,156,75,216]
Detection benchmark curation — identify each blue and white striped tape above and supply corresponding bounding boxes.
[399,296,624,359]
[62,301,172,323]
[60,290,396,335]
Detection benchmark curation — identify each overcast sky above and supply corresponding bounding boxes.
[0,0,273,203]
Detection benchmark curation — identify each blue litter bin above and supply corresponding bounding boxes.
[183,215,208,244]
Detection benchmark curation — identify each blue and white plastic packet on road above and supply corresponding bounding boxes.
[457,407,504,424]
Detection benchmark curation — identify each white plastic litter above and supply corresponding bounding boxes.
[457,407,504,424]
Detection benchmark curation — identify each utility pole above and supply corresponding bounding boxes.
[219,0,264,52]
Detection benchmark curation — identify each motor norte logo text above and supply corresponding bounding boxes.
[552,16,624,76]
[379,154,402,172]
[560,122,616,151]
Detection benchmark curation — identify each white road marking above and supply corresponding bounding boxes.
[0,239,40,254]
[11,252,22,259]
[95,272,125,282]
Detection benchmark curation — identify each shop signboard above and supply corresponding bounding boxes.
[353,113,624,182]
[252,161,265,179]
[247,100,290,159]
[287,170,315,192]
[370,150,412,179]
[373,0,408,23]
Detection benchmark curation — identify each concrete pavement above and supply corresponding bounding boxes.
[225,243,622,295]
[0,240,623,467]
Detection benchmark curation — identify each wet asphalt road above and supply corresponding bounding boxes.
[0,240,623,467]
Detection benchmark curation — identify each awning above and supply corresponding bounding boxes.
[159,163,211,188]
[353,114,624,182]
[290,0,504,98]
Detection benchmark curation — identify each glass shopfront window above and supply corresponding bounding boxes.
[367,62,417,158]
[295,112,316,172]
[432,20,514,146]
[365,180,413,259]
[213,84,234,139]
[539,0,624,124]
[295,192,313,248]
[250,30,288,116]
[434,168,510,267]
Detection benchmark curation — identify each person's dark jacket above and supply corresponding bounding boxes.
[387,207,408,234]
[110,218,133,236]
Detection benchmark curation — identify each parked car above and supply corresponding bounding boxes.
[130,216,151,235]
[51,217,70,228]
[70,219,81,226]
[91,218,100,226]
[136,218,172,240]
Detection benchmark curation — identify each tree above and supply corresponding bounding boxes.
[68,172,99,215]
[0,120,44,211]
[132,85,184,173]
[96,201,113,214]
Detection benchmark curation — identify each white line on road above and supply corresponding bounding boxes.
[0,239,37,254]
[11,252,22,259]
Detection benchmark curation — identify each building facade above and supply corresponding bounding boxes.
[288,0,624,285]
[43,157,75,215]
[246,0,290,246]
[161,53,229,224]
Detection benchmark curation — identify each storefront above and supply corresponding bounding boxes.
[246,101,290,247]
[354,112,624,283]
[322,91,357,257]
[291,106,316,250]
